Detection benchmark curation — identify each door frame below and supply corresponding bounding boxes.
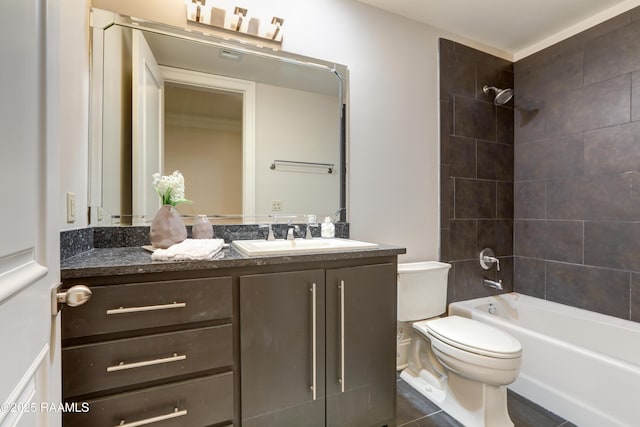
[160,66,256,218]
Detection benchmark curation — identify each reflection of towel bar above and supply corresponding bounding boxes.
[270,160,334,174]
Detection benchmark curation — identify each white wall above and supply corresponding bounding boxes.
[255,83,340,216]
[87,0,500,261]
[60,1,90,230]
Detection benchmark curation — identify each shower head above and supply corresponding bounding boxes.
[483,85,513,105]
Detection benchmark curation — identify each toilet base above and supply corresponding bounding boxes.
[400,368,514,427]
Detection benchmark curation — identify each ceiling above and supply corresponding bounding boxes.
[356,0,639,59]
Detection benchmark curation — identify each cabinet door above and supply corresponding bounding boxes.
[240,270,326,427]
[326,263,397,427]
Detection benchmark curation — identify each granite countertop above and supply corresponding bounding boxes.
[60,244,406,279]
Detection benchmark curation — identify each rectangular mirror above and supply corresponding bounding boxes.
[89,8,348,225]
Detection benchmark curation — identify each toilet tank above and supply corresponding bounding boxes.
[397,261,451,321]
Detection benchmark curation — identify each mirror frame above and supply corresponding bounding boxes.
[88,8,348,225]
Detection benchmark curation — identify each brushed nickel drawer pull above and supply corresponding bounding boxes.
[106,301,186,315]
[107,353,187,372]
[116,407,187,427]
[310,282,317,401]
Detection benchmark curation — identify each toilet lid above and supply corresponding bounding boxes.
[426,316,521,358]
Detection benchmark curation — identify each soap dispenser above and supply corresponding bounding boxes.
[321,216,335,238]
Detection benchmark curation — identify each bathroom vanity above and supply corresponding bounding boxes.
[60,242,404,427]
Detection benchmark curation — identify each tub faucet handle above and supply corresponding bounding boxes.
[480,248,500,271]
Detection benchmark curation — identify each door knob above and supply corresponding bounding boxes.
[57,285,92,306]
[52,285,92,314]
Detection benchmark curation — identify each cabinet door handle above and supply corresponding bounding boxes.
[115,408,187,427]
[106,302,186,315]
[339,280,345,392]
[310,282,317,400]
[107,353,186,372]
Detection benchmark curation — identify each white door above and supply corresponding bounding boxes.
[132,29,164,224]
[0,0,61,426]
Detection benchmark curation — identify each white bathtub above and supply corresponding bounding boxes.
[449,292,640,427]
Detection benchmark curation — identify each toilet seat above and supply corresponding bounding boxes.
[422,316,521,359]
[429,335,521,386]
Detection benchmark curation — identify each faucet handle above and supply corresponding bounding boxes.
[479,248,500,271]
[259,223,275,241]
[305,223,318,239]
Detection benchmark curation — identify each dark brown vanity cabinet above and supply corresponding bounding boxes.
[240,263,397,427]
[325,264,397,427]
[61,276,234,427]
[60,250,401,427]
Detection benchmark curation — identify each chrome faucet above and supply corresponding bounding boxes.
[286,222,299,240]
[483,278,503,290]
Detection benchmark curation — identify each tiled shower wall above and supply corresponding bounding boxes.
[513,8,640,321]
[439,39,515,304]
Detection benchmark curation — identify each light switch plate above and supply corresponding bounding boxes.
[66,192,76,223]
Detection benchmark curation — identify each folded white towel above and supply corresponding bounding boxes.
[151,238,225,261]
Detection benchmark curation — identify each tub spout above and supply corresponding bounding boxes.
[483,278,503,290]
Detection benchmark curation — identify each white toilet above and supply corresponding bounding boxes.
[397,261,522,427]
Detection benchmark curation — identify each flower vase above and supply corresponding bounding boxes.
[149,205,188,249]
[192,214,214,239]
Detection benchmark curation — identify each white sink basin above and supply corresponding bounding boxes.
[231,238,379,256]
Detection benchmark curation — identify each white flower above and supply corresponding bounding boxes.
[152,171,190,206]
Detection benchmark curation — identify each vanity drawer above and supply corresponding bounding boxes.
[62,276,232,339]
[63,372,233,427]
[63,325,232,398]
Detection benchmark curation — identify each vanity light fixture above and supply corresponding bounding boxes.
[270,17,284,41]
[184,1,285,44]
[233,7,248,31]
[188,0,207,23]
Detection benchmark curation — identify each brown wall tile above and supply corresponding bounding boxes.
[440,39,514,299]
[584,222,640,271]
[449,136,476,178]
[454,179,496,219]
[514,257,546,298]
[546,262,630,319]
[497,182,514,219]
[477,141,514,181]
[633,71,640,122]
[546,174,635,221]
[514,181,545,219]
[497,106,515,145]
[515,134,584,181]
[514,100,546,143]
[477,220,513,257]
[546,74,631,137]
[583,20,640,85]
[449,220,476,260]
[514,220,583,263]
[454,96,496,141]
[584,121,640,175]
[512,11,640,322]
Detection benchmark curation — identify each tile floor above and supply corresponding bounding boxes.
[396,377,577,427]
